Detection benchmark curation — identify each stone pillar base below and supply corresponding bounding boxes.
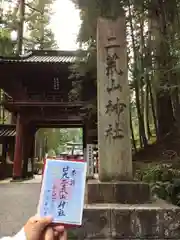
[69,202,180,239]
[87,180,151,204]
[11,175,34,182]
[11,176,23,182]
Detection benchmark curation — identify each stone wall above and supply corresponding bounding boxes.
[69,202,180,239]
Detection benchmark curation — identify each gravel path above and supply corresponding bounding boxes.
[0,182,41,237]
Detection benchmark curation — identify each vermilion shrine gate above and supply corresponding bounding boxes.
[0,50,97,180]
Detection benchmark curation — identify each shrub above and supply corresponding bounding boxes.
[135,163,180,206]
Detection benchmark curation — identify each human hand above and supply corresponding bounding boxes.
[24,215,67,240]
[43,225,67,240]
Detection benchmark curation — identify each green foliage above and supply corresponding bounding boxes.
[0,0,17,57]
[25,0,57,50]
[72,0,123,43]
[67,230,77,239]
[0,0,57,52]
[0,28,14,56]
[47,149,56,157]
[36,128,83,156]
[135,164,180,182]
[135,164,180,206]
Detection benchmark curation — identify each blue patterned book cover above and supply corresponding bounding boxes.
[38,159,87,225]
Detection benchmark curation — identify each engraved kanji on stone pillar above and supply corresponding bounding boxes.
[97,16,132,181]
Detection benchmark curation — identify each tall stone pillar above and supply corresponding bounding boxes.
[86,16,150,204]
[97,16,132,181]
[12,114,24,180]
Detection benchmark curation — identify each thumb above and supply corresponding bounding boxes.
[43,227,54,240]
[36,216,53,231]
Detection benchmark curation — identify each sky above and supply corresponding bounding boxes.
[50,0,81,50]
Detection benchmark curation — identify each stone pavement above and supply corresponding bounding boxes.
[0,175,42,237]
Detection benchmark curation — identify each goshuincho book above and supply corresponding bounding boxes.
[38,159,87,226]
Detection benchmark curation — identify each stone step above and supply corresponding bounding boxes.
[70,202,180,239]
[86,180,151,204]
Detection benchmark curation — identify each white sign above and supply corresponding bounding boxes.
[86,144,94,177]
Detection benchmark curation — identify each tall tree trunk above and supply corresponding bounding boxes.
[148,80,158,135]
[146,16,158,137]
[128,1,148,147]
[144,83,152,139]
[156,92,174,138]
[40,8,45,49]
[150,0,175,139]
[17,0,25,54]
[130,108,137,153]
